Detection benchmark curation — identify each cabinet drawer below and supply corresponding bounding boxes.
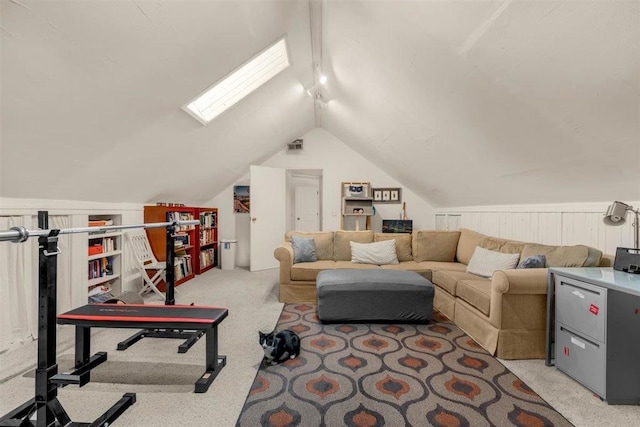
[555,276,606,342]
[555,323,605,398]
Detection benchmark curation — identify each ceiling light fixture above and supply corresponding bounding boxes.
[183,37,290,125]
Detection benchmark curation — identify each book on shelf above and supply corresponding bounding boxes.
[200,247,217,269]
[199,211,217,228]
[89,219,113,227]
[175,234,190,247]
[87,256,114,279]
[175,254,193,279]
[199,228,216,245]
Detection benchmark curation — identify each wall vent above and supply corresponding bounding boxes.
[287,139,303,151]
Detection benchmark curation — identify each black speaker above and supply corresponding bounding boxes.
[613,247,640,274]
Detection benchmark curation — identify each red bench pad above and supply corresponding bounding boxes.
[57,303,228,330]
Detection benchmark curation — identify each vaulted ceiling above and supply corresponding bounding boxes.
[1,0,638,207]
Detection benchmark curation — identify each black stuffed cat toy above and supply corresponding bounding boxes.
[259,329,301,365]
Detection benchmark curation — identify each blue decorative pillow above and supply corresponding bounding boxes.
[291,235,318,264]
[517,255,547,269]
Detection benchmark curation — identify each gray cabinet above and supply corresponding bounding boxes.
[550,268,640,404]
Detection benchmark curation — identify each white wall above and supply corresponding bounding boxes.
[434,201,640,256]
[264,128,435,230]
[207,179,251,268]
[206,128,436,267]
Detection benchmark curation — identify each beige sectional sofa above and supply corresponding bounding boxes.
[273,228,607,359]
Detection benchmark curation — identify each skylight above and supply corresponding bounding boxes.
[183,38,290,124]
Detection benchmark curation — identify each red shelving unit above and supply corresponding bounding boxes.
[196,208,218,274]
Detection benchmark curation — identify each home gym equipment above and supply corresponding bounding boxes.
[115,222,207,353]
[58,303,228,393]
[0,212,216,426]
[56,220,227,393]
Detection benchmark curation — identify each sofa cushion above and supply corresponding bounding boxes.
[335,261,381,270]
[380,261,433,280]
[286,231,334,260]
[412,230,460,262]
[350,240,399,265]
[520,243,592,267]
[456,228,486,264]
[291,235,318,264]
[375,233,412,262]
[334,231,374,261]
[585,246,603,267]
[291,260,337,281]
[418,261,467,273]
[479,236,525,256]
[457,279,492,316]
[432,270,483,295]
[466,247,520,278]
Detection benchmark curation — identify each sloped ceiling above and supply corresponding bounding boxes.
[1,0,639,207]
[320,0,640,207]
[0,0,315,204]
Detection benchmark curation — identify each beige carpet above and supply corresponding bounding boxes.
[1,267,639,426]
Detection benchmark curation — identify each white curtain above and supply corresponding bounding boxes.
[50,216,78,314]
[0,216,36,353]
[0,215,75,354]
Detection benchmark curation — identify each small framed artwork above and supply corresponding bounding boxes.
[233,185,250,213]
[372,187,402,204]
[383,219,413,233]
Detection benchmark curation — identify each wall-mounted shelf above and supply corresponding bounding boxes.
[341,182,373,231]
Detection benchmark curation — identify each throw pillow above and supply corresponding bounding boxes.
[291,235,318,264]
[374,233,412,262]
[412,230,460,262]
[350,240,399,265]
[517,255,547,269]
[466,246,520,278]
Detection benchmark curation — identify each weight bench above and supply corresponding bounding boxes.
[57,303,228,393]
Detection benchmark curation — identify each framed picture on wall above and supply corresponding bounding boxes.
[233,185,250,213]
[373,187,402,204]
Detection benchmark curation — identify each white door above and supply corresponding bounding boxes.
[295,186,319,232]
[250,165,286,271]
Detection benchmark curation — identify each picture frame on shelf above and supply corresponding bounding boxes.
[373,187,402,204]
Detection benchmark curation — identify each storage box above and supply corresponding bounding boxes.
[88,245,103,256]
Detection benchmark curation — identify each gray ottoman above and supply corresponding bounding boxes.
[316,269,434,323]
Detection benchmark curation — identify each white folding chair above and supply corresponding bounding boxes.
[127,231,167,300]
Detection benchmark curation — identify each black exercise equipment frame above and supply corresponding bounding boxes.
[0,211,136,427]
[116,220,205,353]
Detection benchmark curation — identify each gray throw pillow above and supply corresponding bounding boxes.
[517,255,547,269]
[291,235,318,264]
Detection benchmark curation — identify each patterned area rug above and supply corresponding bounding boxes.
[237,304,571,427]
